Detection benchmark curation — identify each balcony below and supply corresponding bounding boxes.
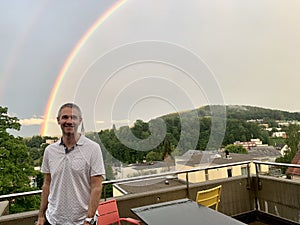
[1,161,300,225]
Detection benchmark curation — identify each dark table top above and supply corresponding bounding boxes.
[131,198,246,225]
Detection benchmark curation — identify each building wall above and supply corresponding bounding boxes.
[290,175,300,181]
[113,165,174,179]
[177,164,248,183]
[231,166,242,176]
[256,163,269,174]
[176,164,206,183]
[209,167,228,180]
[0,201,9,216]
[176,162,269,183]
[112,160,270,196]
[113,187,124,197]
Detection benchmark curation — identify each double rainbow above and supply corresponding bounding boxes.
[41,0,127,136]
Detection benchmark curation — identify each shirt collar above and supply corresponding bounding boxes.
[59,135,84,154]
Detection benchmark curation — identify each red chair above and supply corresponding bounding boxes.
[97,199,141,225]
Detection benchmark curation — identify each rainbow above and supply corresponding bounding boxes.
[1,1,50,98]
[41,0,127,136]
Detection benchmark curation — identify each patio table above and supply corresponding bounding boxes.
[131,198,246,225]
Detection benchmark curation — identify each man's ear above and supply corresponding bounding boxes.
[57,117,60,124]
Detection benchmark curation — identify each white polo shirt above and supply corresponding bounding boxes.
[41,135,105,225]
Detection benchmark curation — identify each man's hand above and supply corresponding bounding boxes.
[36,216,45,225]
[83,221,96,225]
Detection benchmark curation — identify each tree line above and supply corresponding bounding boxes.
[0,106,41,213]
[97,107,273,165]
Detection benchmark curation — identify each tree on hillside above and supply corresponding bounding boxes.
[285,124,300,155]
[145,151,161,162]
[222,119,270,146]
[131,119,150,139]
[162,137,173,158]
[23,135,44,148]
[0,106,39,213]
[224,144,248,154]
[276,124,300,171]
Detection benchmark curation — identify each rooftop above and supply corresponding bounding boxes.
[175,149,281,167]
[286,149,300,175]
[115,176,185,194]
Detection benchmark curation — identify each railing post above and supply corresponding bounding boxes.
[246,162,255,211]
[185,172,190,199]
[103,183,107,201]
[254,162,262,211]
[255,163,262,191]
[246,163,251,190]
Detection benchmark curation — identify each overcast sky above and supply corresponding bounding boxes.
[1,0,300,137]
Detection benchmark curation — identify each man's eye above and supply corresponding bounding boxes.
[61,115,78,120]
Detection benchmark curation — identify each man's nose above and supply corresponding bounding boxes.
[66,116,73,123]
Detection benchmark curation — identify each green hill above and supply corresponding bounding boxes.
[160,104,300,125]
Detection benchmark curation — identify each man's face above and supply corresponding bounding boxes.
[57,107,82,136]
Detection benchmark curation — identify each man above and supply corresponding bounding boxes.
[37,103,105,225]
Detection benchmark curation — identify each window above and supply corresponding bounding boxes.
[205,169,209,181]
[257,164,261,173]
[227,168,232,177]
[241,167,247,175]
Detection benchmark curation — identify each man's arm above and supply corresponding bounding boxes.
[36,173,51,225]
[84,175,103,225]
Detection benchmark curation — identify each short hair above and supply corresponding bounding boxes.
[57,103,82,118]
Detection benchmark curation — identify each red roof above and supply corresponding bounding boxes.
[286,149,300,175]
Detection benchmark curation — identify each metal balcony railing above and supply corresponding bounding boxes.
[0,160,253,202]
[1,160,300,225]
